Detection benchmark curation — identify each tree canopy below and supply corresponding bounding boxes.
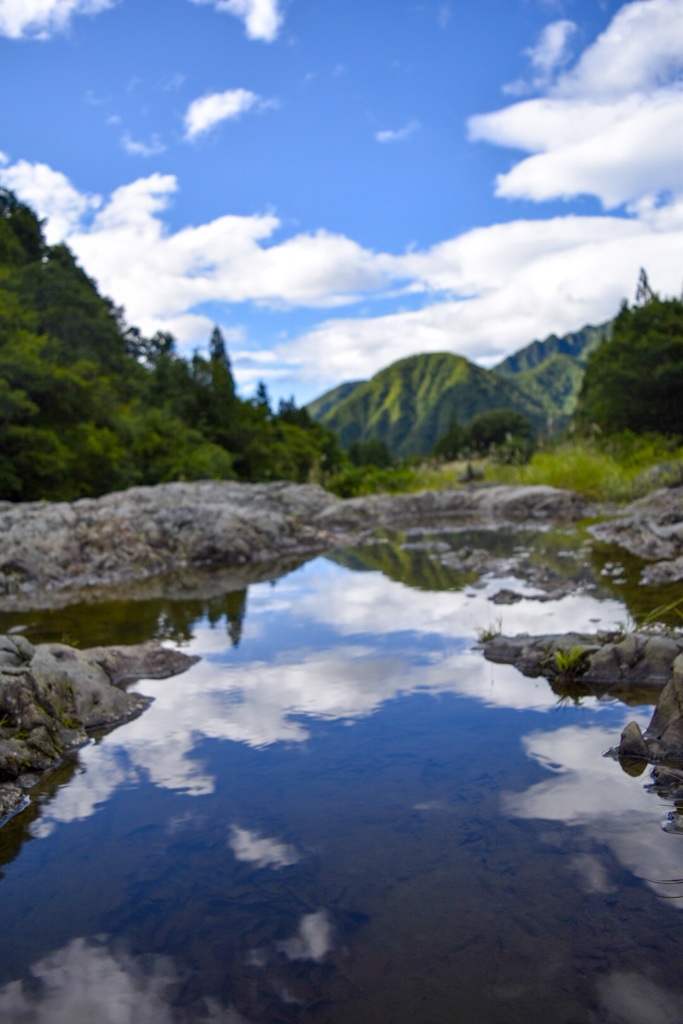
[0,189,342,501]
[576,292,683,437]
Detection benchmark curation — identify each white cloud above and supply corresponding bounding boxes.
[0,150,8,165]
[471,0,683,209]
[376,120,420,144]
[190,0,285,42]
[2,145,681,391]
[527,18,577,77]
[0,0,116,40]
[184,88,270,140]
[121,132,167,157]
[279,209,683,383]
[0,159,101,242]
[0,938,250,1023]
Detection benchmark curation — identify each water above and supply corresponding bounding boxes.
[0,529,681,1023]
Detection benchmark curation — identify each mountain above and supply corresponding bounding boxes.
[306,322,612,457]
[305,380,364,420]
[307,352,550,458]
[493,322,611,375]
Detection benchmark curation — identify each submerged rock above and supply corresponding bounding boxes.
[0,635,197,825]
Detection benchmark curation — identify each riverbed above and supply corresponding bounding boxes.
[0,525,681,1023]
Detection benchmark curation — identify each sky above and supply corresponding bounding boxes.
[0,0,681,404]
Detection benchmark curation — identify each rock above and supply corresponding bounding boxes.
[588,485,683,584]
[619,721,649,760]
[642,654,683,761]
[0,636,198,820]
[482,630,683,701]
[0,481,590,610]
[0,783,27,825]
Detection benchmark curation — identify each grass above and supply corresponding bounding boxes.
[486,435,683,502]
[476,617,503,643]
[552,646,587,679]
[324,434,683,504]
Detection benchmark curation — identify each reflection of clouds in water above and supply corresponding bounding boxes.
[597,972,681,1024]
[505,720,683,906]
[30,745,133,839]
[0,936,255,1024]
[228,826,301,869]
[276,911,334,963]
[32,561,629,830]
[285,564,627,641]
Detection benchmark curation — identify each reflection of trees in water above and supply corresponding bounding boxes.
[332,526,597,595]
[0,587,249,650]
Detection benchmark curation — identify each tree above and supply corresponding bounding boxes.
[465,409,533,454]
[576,296,683,436]
[433,416,464,461]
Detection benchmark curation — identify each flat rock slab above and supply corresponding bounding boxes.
[0,481,589,609]
[589,485,683,584]
[0,634,197,825]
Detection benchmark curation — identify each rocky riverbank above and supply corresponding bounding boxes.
[0,635,197,824]
[483,628,683,766]
[0,480,589,610]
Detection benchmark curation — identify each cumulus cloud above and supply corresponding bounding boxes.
[1,2,681,392]
[229,825,301,869]
[184,88,271,140]
[527,19,577,77]
[471,0,683,209]
[505,719,683,905]
[376,120,420,143]
[190,0,285,42]
[2,148,681,390]
[121,132,167,157]
[0,0,116,39]
[0,159,101,242]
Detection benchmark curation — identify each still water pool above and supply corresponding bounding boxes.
[0,531,681,1023]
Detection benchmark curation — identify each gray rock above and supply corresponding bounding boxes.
[619,721,649,760]
[0,481,590,610]
[0,636,198,817]
[588,486,683,584]
[482,630,683,700]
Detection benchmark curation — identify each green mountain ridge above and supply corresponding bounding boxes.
[307,322,613,457]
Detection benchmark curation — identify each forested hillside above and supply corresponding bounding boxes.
[307,321,615,457]
[308,352,554,458]
[0,190,341,501]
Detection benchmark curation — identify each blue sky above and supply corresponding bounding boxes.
[1,0,681,403]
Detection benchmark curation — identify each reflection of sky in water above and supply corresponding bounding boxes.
[29,558,629,831]
[2,553,682,1023]
[505,718,683,906]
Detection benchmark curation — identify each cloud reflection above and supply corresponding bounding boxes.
[277,911,334,963]
[29,558,631,830]
[228,826,301,869]
[505,720,683,906]
[597,972,682,1024]
[0,936,251,1023]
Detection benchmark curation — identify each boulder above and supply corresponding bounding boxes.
[0,635,197,826]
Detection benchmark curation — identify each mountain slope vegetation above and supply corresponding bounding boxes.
[307,322,614,457]
[309,352,551,458]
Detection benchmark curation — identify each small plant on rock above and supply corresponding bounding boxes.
[553,646,587,680]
